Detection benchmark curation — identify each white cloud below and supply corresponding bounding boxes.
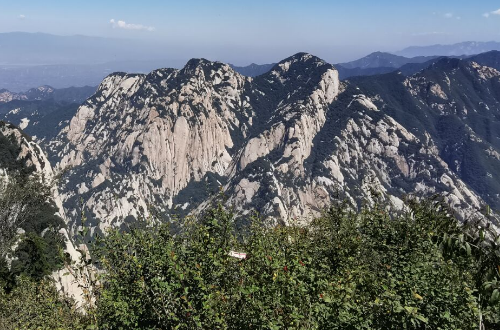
[110,19,155,32]
[456,16,461,20]
[444,12,453,18]
[18,14,26,20]
[483,8,500,18]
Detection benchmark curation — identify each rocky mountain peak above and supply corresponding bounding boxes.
[180,58,241,82]
[270,52,330,76]
[182,58,216,73]
[256,53,340,109]
[412,56,500,90]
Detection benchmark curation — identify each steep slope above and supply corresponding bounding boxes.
[352,58,500,211]
[46,53,500,235]
[467,51,500,71]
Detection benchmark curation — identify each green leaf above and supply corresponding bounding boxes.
[415,314,428,323]
[491,289,499,303]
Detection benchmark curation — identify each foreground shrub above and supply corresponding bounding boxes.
[91,200,500,329]
[0,275,87,330]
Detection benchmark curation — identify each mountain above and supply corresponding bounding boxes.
[336,49,500,80]
[396,41,500,58]
[333,52,441,80]
[230,52,437,81]
[398,57,446,76]
[339,52,436,69]
[396,52,500,77]
[0,85,95,141]
[0,85,96,104]
[0,100,81,141]
[467,51,500,71]
[0,121,53,177]
[39,52,499,237]
[351,57,500,210]
[230,63,276,77]
[0,89,25,103]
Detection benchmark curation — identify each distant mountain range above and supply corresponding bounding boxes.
[232,51,500,81]
[338,52,436,69]
[0,85,95,104]
[231,53,442,80]
[395,41,500,58]
[0,85,95,140]
[2,33,500,92]
[228,42,500,80]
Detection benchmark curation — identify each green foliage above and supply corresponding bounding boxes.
[0,173,66,290]
[0,122,32,175]
[90,200,500,329]
[10,230,65,281]
[1,195,498,329]
[0,275,88,330]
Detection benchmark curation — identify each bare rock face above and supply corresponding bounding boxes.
[46,54,500,234]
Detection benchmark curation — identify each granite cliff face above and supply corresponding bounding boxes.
[44,53,500,234]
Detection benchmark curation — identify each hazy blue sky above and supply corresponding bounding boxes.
[1,0,500,64]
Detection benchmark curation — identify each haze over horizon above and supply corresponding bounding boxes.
[1,0,500,65]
